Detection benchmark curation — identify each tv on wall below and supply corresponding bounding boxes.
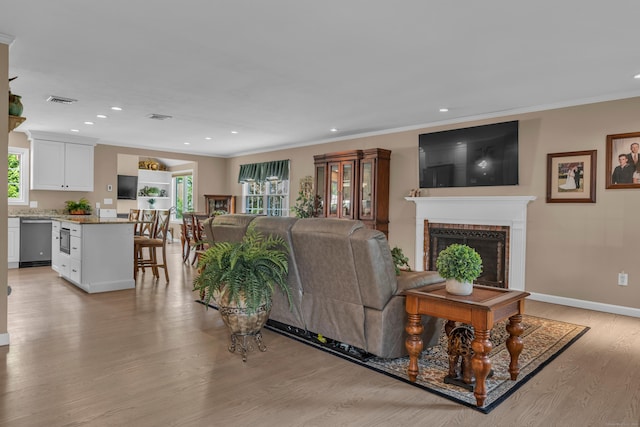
[418,120,519,188]
[117,175,138,200]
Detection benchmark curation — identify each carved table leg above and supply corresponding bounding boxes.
[471,329,492,407]
[405,313,424,382]
[444,319,456,336]
[506,314,524,380]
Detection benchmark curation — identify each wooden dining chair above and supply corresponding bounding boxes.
[129,209,142,235]
[191,213,210,265]
[181,212,195,263]
[134,209,171,282]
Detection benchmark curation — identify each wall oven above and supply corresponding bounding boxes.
[60,226,71,255]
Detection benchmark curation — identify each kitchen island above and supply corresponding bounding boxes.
[52,217,137,293]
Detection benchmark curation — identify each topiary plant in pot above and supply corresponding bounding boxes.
[193,223,292,361]
[435,243,483,296]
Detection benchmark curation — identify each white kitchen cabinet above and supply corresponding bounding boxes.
[53,220,135,293]
[51,221,61,273]
[8,217,20,269]
[27,131,97,191]
[137,169,172,210]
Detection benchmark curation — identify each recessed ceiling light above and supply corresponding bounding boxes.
[84,121,94,125]
[111,106,122,111]
[184,142,190,145]
[231,131,238,134]
[70,129,79,132]
[330,128,338,132]
[96,114,107,119]
[439,108,449,112]
[205,137,212,140]
[634,73,640,79]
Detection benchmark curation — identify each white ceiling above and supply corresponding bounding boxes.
[3,1,640,158]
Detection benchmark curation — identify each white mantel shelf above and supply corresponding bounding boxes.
[405,195,536,291]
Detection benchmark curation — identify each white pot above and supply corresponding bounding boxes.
[445,279,473,296]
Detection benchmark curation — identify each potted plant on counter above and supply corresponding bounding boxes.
[65,198,92,215]
[435,244,483,296]
[193,223,292,361]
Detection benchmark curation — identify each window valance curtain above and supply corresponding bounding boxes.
[238,159,289,182]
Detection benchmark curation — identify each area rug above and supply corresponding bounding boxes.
[263,315,589,414]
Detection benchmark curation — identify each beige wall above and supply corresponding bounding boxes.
[226,97,640,311]
[5,92,640,320]
[7,133,229,215]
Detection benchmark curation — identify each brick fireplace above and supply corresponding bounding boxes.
[406,196,535,291]
[425,222,510,288]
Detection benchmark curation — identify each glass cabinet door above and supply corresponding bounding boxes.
[314,165,325,217]
[328,163,339,217]
[341,162,353,218]
[360,159,373,219]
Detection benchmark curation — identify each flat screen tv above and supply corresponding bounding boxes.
[117,175,138,200]
[419,120,519,188]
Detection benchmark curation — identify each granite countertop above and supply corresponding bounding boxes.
[55,216,138,225]
[9,212,138,224]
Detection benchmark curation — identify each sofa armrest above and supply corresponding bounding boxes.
[395,270,444,294]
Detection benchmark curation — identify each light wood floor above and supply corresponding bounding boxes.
[2,244,640,427]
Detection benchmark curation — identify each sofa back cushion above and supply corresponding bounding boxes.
[210,214,257,243]
[349,228,397,311]
[291,218,367,348]
[251,216,305,330]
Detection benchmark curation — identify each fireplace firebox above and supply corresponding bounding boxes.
[425,222,510,289]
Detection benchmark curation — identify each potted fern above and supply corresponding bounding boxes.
[193,224,292,361]
[435,244,483,295]
[64,198,92,215]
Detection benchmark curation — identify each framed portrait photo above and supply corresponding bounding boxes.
[606,132,640,189]
[546,150,597,203]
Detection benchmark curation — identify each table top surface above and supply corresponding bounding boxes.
[405,283,530,309]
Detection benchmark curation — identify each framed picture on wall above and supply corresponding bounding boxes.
[546,150,597,203]
[606,132,640,189]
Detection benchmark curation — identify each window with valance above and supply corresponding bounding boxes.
[238,159,290,182]
[238,160,290,216]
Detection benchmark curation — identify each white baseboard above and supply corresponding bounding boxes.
[0,333,9,346]
[528,292,640,318]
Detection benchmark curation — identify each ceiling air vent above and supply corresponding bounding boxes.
[147,113,173,121]
[46,95,78,104]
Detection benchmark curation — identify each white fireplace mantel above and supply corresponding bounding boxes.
[405,196,536,291]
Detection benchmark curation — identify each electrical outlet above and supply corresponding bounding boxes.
[618,272,628,286]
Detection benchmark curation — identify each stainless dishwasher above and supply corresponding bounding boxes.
[19,217,53,268]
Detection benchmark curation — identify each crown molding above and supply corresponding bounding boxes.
[0,33,15,46]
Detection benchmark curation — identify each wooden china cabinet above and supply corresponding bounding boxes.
[314,148,391,237]
[204,194,236,216]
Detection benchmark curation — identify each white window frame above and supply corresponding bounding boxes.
[171,169,194,220]
[241,178,290,217]
[8,147,30,206]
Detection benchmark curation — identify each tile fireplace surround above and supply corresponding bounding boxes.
[405,196,536,291]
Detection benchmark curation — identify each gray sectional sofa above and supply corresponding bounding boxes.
[200,214,444,359]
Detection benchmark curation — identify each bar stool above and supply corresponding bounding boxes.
[134,209,171,282]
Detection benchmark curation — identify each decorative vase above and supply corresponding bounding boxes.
[9,93,24,117]
[445,279,473,296]
[214,290,272,361]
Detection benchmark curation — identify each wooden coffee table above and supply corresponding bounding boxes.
[404,283,530,407]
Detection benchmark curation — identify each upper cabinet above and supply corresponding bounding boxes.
[28,131,97,191]
[314,148,391,237]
